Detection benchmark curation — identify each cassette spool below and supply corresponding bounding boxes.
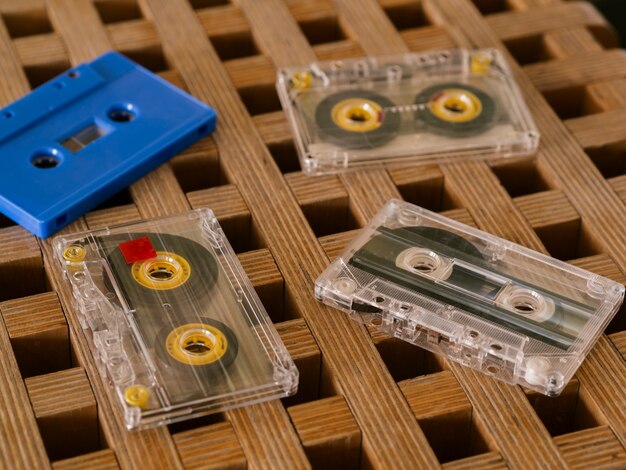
[0,51,216,237]
[315,200,624,396]
[54,210,298,429]
[277,48,539,175]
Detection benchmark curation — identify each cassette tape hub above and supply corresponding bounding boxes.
[277,48,540,175]
[315,200,624,396]
[54,210,298,429]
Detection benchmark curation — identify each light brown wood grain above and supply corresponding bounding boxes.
[52,449,119,470]
[1,292,69,377]
[26,368,98,461]
[0,0,624,468]
[288,396,361,469]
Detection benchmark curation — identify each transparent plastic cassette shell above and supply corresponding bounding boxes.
[315,200,624,396]
[277,48,540,175]
[54,210,298,429]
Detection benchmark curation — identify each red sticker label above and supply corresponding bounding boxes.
[118,236,157,264]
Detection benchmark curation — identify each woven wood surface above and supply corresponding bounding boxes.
[0,0,625,468]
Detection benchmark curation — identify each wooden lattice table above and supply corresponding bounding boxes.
[0,0,625,468]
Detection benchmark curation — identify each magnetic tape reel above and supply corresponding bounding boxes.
[55,210,298,430]
[315,200,624,396]
[277,48,540,174]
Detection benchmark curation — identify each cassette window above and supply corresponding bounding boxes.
[277,48,540,175]
[315,200,624,396]
[54,210,298,430]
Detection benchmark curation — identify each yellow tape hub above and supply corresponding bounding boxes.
[166,323,228,366]
[429,88,483,123]
[331,98,383,132]
[131,251,191,290]
[124,385,149,409]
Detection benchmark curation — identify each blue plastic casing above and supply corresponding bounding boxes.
[0,51,216,237]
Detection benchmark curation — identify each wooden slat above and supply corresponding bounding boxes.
[487,2,613,43]
[566,108,626,149]
[288,396,361,469]
[554,426,626,470]
[173,422,246,470]
[1,292,69,377]
[142,0,440,465]
[25,368,98,461]
[0,306,49,468]
[43,2,185,467]
[52,450,119,470]
[524,50,626,93]
[275,318,321,406]
[442,452,508,470]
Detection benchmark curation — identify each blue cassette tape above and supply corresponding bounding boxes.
[0,51,216,237]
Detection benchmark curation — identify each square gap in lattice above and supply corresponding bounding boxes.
[395,173,452,213]
[537,221,602,263]
[90,188,134,213]
[382,1,429,31]
[542,86,590,121]
[303,198,359,239]
[374,334,443,382]
[122,47,169,74]
[25,368,104,462]
[211,31,259,61]
[426,414,493,464]
[25,63,69,89]
[298,15,346,46]
[239,83,282,116]
[506,36,552,66]
[586,142,626,179]
[189,0,229,9]
[268,141,301,174]
[0,214,16,229]
[170,141,222,193]
[526,380,603,437]
[168,410,226,436]
[2,7,52,38]
[491,158,552,198]
[470,0,512,15]
[93,0,142,24]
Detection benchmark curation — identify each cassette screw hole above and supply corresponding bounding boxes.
[3,110,14,118]
[400,304,410,311]
[109,108,135,122]
[374,296,385,303]
[68,71,79,78]
[32,154,60,169]
[63,245,85,262]
[490,344,502,351]
[487,365,499,375]
[469,330,479,338]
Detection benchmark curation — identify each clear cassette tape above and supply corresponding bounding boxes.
[315,200,624,396]
[54,210,298,429]
[277,48,540,175]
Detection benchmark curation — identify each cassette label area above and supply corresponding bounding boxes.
[315,200,624,396]
[55,210,298,430]
[277,48,539,175]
